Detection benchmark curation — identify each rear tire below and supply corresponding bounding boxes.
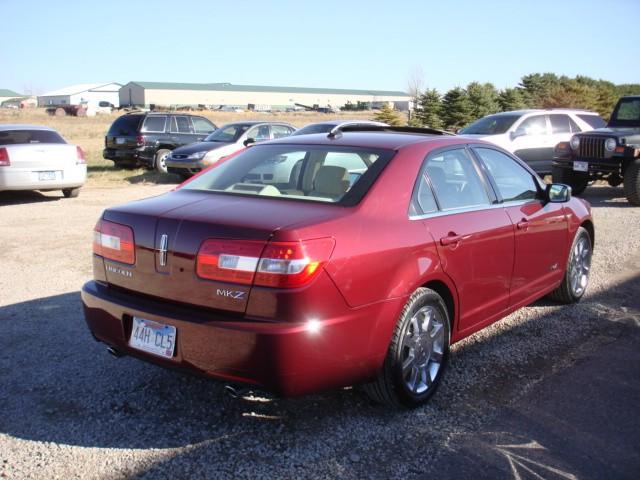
[623,159,640,206]
[155,149,170,174]
[548,226,592,304]
[363,288,450,408]
[552,166,589,195]
[62,187,80,198]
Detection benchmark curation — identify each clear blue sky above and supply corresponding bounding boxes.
[2,0,638,95]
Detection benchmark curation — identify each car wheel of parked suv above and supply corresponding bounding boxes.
[155,149,170,174]
[363,288,450,408]
[549,227,592,304]
[623,159,640,206]
[552,166,589,195]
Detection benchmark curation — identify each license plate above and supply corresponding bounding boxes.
[129,317,176,358]
[573,161,588,172]
[116,137,126,145]
[38,171,57,181]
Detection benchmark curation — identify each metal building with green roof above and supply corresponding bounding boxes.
[119,81,410,111]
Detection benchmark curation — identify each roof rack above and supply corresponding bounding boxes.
[327,124,455,138]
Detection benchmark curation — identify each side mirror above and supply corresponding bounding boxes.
[510,128,526,139]
[243,137,255,147]
[546,183,571,203]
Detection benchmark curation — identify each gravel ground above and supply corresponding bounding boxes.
[0,184,638,479]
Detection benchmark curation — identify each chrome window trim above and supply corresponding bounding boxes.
[409,199,534,221]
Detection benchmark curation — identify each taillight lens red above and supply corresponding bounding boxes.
[196,238,335,288]
[93,219,135,265]
[0,147,10,166]
[76,146,86,164]
[136,135,145,147]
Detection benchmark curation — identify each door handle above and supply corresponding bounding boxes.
[517,219,530,230]
[440,233,463,246]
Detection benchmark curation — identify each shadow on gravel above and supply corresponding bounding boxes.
[581,185,633,208]
[0,270,638,478]
[126,171,182,185]
[0,190,62,205]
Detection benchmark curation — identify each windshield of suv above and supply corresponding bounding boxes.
[182,144,393,204]
[459,115,520,135]
[0,129,66,145]
[609,98,640,127]
[107,115,143,136]
[205,124,251,142]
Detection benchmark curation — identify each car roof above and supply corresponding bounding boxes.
[487,108,598,117]
[0,124,57,131]
[260,131,479,151]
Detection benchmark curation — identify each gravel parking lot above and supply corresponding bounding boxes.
[1,185,639,479]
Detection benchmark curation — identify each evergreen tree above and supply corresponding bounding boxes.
[466,82,500,120]
[518,72,560,108]
[373,103,403,126]
[498,88,528,111]
[414,88,444,129]
[441,87,473,131]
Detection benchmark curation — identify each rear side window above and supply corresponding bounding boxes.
[171,116,193,134]
[0,129,66,145]
[141,116,167,133]
[474,148,538,202]
[183,144,393,204]
[107,115,142,136]
[577,114,606,129]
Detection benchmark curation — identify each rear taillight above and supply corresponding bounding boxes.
[196,238,335,288]
[0,147,10,166]
[76,146,86,164]
[136,135,145,147]
[93,219,135,265]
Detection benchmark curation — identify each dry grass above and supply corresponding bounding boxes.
[0,108,383,186]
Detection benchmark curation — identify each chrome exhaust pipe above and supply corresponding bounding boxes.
[107,346,124,358]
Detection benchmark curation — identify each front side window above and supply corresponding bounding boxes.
[174,116,193,134]
[424,148,491,210]
[517,115,547,136]
[192,117,216,134]
[182,145,392,204]
[474,147,539,202]
[141,116,167,133]
[272,125,294,139]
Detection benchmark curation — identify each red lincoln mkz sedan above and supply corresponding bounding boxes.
[82,125,594,408]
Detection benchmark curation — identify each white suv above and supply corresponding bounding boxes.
[459,109,605,175]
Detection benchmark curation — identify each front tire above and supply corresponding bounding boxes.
[623,159,640,206]
[552,166,589,195]
[155,149,170,174]
[363,288,450,408]
[62,187,80,198]
[548,226,592,304]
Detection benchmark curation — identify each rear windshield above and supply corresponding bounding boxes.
[183,144,394,204]
[0,129,66,145]
[577,114,606,129]
[459,115,520,135]
[107,115,143,136]
[609,98,640,127]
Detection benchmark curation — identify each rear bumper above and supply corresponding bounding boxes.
[103,147,155,166]
[0,165,86,191]
[81,280,402,396]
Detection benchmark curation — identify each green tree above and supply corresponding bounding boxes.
[414,88,444,129]
[498,88,527,111]
[518,72,560,108]
[373,103,403,126]
[466,82,500,120]
[441,87,473,131]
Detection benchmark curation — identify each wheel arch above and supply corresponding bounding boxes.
[422,278,457,333]
[580,219,595,250]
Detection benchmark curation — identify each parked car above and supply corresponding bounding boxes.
[165,121,296,178]
[0,124,86,197]
[553,96,640,205]
[291,120,388,136]
[103,112,217,172]
[83,125,594,408]
[459,109,605,175]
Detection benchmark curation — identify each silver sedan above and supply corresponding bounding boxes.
[0,124,87,197]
